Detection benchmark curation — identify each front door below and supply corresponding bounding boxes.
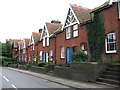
[43,53,46,63]
[67,47,71,64]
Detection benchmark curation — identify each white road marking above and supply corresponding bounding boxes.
[3,76,9,82]
[11,84,17,89]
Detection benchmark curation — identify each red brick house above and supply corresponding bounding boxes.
[12,39,19,58]
[18,40,23,62]
[28,32,41,64]
[21,38,30,63]
[54,4,91,65]
[91,0,120,62]
[37,20,62,64]
[12,0,120,64]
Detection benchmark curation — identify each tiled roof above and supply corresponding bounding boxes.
[92,0,110,12]
[70,4,91,23]
[46,22,62,35]
[32,32,41,44]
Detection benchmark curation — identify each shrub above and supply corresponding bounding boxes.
[38,62,50,67]
[72,50,88,62]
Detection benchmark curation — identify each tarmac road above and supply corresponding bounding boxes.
[1,67,73,89]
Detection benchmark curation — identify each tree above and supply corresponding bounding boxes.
[86,13,105,61]
[2,39,13,58]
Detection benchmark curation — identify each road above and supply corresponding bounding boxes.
[1,67,73,89]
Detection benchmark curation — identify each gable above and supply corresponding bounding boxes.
[40,25,49,40]
[30,35,34,45]
[64,7,79,27]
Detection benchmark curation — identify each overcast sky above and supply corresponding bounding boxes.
[0,0,108,43]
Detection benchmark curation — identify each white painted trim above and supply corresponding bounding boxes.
[40,24,49,41]
[63,5,79,28]
[105,33,117,53]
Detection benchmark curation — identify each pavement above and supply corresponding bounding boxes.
[2,67,116,89]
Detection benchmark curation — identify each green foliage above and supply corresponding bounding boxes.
[72,50,88,62]
[86,13,105,61]
[38,61,50,67]
[2,39,13,58]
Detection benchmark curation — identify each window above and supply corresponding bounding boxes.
[23,49,25,53]
[46,37,49,46]
[34,54,36,61]
[40,51,42,60]
[46,53,48,62]
[33,44,34,50]
[49,50,53,61]
[31,45,32,51]
[25,56,27,62]
[61,46,65,58]
[73,24,78,37]
[66,27,71,39]
[106,33,116,53]
[43,37,45,47]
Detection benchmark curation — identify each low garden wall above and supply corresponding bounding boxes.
[54,62,109,82]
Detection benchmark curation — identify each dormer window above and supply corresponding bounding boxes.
[73,24,78,37]
[66,27,71,39]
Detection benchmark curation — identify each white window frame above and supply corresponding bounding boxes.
[23,48,25,53]
[105,33,116,53]
[46,53,48,62]
[33,44,34,50]
[43,37,45,47]
[73,24,78,37]
[66,27,71,39]
[46,37,49,46]
[61,46,65,58]
[31,45,32,51]
[40,51,42,61]
[49,50,53,61]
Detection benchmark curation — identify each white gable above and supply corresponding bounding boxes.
[29,35,34,45]
[40,24,49,41]
[64,5,79,28]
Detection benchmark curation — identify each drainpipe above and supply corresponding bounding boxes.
[54,33,57,65]
[37,44,38,64]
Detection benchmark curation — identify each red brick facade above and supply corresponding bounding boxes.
[13,1,120,64]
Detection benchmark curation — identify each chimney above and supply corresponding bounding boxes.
[51,20,61,24]
[39,29,42,33]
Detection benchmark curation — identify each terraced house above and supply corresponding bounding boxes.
[12,0,120,64]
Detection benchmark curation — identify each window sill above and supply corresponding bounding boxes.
[60,57,65,60]
[106,50,117,54]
